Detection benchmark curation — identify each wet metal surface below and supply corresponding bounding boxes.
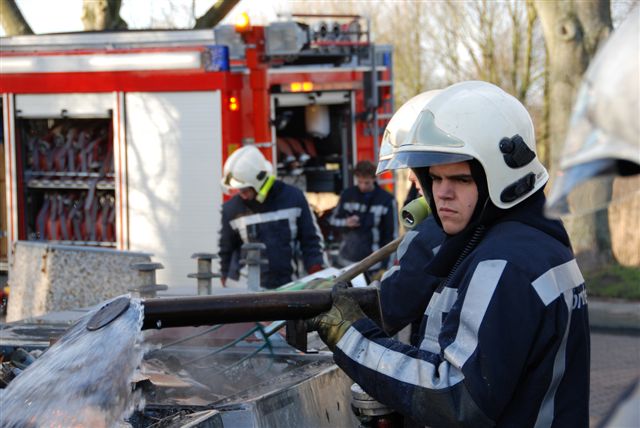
[132,325,357,427]
[1,313,356,427]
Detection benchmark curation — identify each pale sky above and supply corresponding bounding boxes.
[4,0,635,36]
[1,0,288,36]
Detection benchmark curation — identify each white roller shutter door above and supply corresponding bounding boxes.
[125,91,222,293]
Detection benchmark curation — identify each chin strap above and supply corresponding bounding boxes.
[256,175,276,203]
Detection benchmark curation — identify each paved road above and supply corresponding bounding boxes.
[590,330,640,427]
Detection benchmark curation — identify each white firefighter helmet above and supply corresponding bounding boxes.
[383,80,548,209]
[546,5,640,217]
[221,145,274,194]
[377,89,442,174]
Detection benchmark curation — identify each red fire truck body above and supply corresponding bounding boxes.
[0,16,393,289]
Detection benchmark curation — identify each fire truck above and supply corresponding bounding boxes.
[0,14,394,289]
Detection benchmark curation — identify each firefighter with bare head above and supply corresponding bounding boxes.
[306,81,590,427]
[219,145,327,289]
[329,160,398,279]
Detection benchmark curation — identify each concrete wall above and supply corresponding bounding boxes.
[7,241,152,322]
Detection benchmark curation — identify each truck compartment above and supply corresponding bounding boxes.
[273,101,352,195]
[16,116,116,246]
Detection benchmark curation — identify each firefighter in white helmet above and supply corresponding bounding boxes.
[219,145,327,289]
[546,7,639,428]
[307,81,589,427]
[375,90,446,343]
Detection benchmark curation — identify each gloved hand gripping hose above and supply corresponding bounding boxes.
[305,283,367,351]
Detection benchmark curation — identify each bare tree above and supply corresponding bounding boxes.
[422,1,544,105]
[195,0,240,29]
[0,0,33,35]
[82,0,128,31]
[370,2,443,105]
[1,0,240,35]
[534,0,612,170]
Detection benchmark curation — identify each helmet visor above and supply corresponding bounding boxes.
[410,109,466,148]
[221,172,251,194]
[376,127,400,174]
[545,159,640,218]
[376,109,469,174]
[385,151,473,171]
[376,157,391,175]
[379,128,396,158]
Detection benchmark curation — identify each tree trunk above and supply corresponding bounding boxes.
[0,0,33,35]
[194,0,241,29]
[534,0,613,270]
[82,0,128,31]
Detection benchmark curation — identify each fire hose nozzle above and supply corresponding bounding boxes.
[86,296,131,331]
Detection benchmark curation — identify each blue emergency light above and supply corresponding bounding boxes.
[204,45,230,71]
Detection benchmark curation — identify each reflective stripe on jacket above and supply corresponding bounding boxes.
[379,216,445,336]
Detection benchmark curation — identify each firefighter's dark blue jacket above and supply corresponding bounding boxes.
[333,191,590,427]
[379,215,445,338]
[218,180,326,289]
[329,184,397,269]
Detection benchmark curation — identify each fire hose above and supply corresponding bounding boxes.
[139,287,381,330]
[86,288,381,353]
[86,198,428,352]
[139,236,405,358]
[86,237,402,352]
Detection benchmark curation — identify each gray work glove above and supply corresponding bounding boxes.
[306,283,366,351]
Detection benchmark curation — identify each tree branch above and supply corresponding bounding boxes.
[508,0,521,93]
[0,0,34,35]
[194,0,241,29]
[81,0,127,31]
[519,1,538,101]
